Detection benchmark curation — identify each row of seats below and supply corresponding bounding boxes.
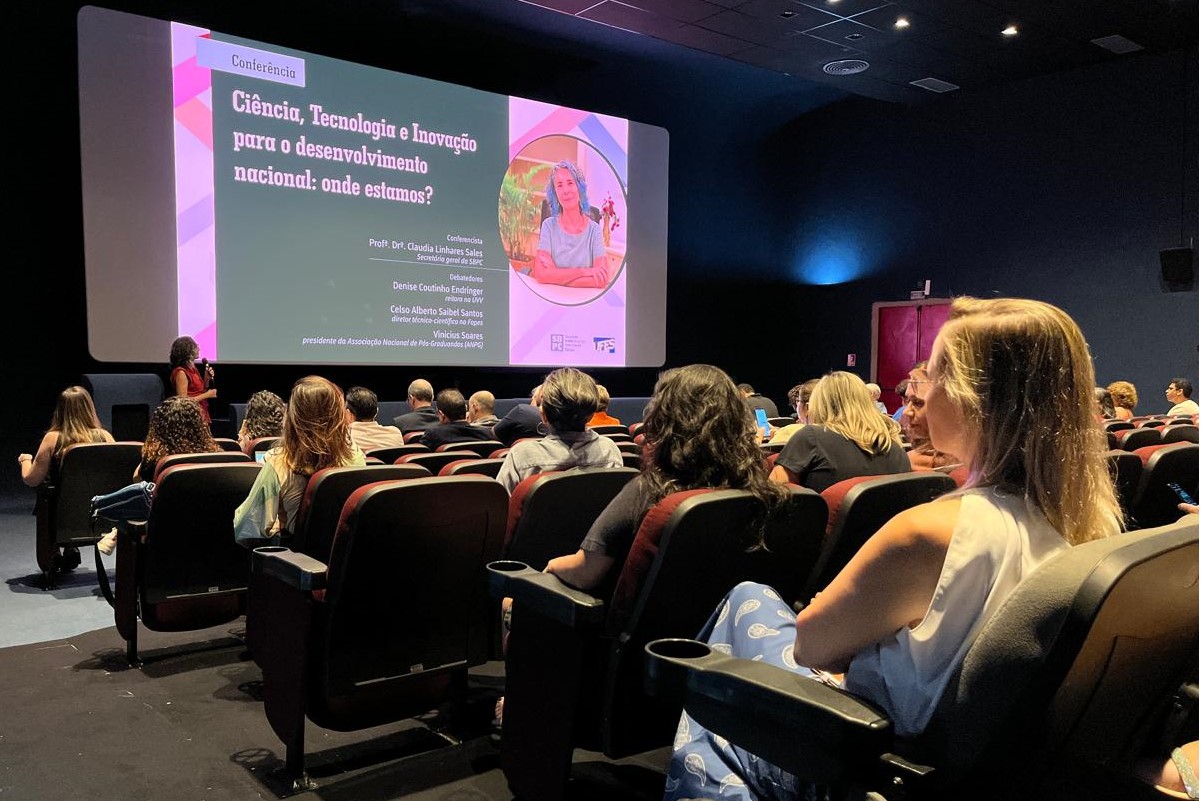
[33,442,1199,796]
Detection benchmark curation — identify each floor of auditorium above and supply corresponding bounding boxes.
[0,490,670,800]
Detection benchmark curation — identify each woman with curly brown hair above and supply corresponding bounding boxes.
[544,363,788,593]
[94,396,220,554]
[233,376,364,546]
[1107,380,1138,420]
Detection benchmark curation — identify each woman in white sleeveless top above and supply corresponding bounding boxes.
[664,297,1123,801]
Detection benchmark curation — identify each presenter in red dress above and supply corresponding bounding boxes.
[169,335,216,425]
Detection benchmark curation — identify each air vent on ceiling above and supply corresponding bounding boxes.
[910,77,960,93]
[823,59,869,75]
[1091,34,1144,54]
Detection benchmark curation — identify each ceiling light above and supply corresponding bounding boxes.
[1001,25,1019,36]
[895,18,910,29]
[779,9,796,17]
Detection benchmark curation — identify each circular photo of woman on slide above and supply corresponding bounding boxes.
[498,135,627,306]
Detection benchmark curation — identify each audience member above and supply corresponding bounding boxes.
[94,396,221,554]
[234,376,365,545]
[1094,386,1117,420]
[770,371,910,492]
[492,385,544,446]
[738,382,779,418]
[169,335,216,425]
[420,389,498,449]
[237,390,286,452]
[1107,380,1137,420]
[345,386,405,452]
[545,364,788,593]
[19,385,114,488]
[1166,378,1199,416]
[18,386,114,572]
[392,379,439,432]
[664,297,1122,801]
[467,391,500,428]
[495,368,623,493]
[768,379,818,445]
[587,384,622,427]
[866,382,889,414]
[891,378,910,422]
[904,363,959,471]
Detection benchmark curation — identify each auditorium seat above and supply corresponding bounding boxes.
[435,440,505,457]
[602,432,634,443]
[760,441,786,454]
[1114,428,1162,451]
[1105,449,1144,526]
[503,468,639,570]
[403,430,427,443]
[250,476,508,783]
[1128,443,1198,529]
[767,417,794,427]
[614,441,642,454]
[489,447,510,459]
[244,463,432,667]
[488,485,827,801]
[35,441,143,587]
[629,422,645,438]
[243,436,279,457]
[588,424,628,436]
[1102,420,1134,433]
[438,458,504,478]
[621,452,642,469]
[1161,424,1199,444]
[364,444,429,463]
[214,437,243,452]
[644,515,1198,800]
[804,472,958,605]
[152,450,252,482]
[110,463,262,665]
[398,450,481,474]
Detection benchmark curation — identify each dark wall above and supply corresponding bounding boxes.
[732,48,1198,413]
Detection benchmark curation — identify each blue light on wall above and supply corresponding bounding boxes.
[793,234,868,285]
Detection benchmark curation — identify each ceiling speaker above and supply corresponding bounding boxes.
[1160,247,1195,292]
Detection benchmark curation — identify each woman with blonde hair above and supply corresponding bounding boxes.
[665,297,1122,801]
[1107,380,1138,420]
[234,376,365,545]
[770,370,909,491]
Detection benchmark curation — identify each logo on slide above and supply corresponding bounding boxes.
[593,337,616,353]
[550,334,565,352]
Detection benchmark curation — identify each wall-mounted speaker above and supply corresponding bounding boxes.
[1159,247,1195,292]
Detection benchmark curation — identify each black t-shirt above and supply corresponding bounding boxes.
[776,426,910,493]
[580,478,655,560]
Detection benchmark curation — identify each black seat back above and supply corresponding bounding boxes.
[603,486,828,756]
[309,477,508,728]
[806,472,958,601]
[139,463,262,608]
[38,442,143,568]
[504,468,640,569]
[153,450,251,482]
[292,464,431,560]
[1129,444,1199,529]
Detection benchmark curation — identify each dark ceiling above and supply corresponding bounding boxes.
[454,0,1196,103]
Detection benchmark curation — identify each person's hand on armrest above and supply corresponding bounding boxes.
[545,549,614,593]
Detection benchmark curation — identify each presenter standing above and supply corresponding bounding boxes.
[169,335,216,425]
[530,160,611,289]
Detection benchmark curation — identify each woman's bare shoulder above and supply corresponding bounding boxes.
[880,497,961,549]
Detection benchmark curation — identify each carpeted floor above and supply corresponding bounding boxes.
[0,493,671,800]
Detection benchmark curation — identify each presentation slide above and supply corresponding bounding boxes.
[78,6,668,368]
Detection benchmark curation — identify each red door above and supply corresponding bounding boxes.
[872,301,952,414]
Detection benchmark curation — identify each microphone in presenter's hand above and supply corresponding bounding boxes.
[200,358,213,388]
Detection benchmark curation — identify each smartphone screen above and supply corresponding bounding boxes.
[754,408,770,438]
[1168,482,1196,506]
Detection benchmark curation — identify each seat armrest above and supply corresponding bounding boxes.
[645,639,896,785]
[118,520,147,541]
[486,560,605,629]
[252,546,327,591]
